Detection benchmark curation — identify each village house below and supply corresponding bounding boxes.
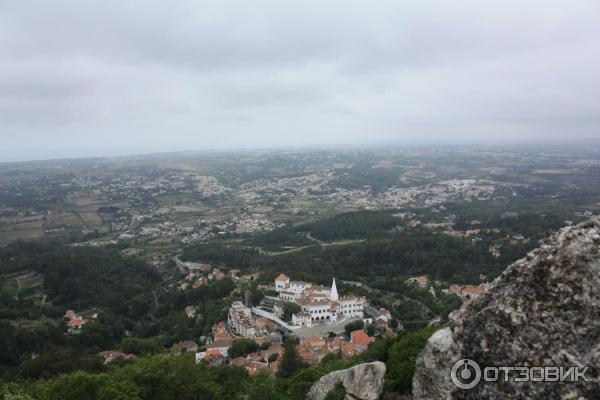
[239,272,260,283]
[366,306,391,323]
[212,321,233,341]
[274,273,290,292]
[375,318,391,333]
[212,268,225,280]
[183,261,211,272]
[205,337,235,357]
[64,309,88,334]
[449,283,489,300]
[407,275,429,287]
[231,357,270,376]
[98,351,126,364]
[350,330,375,351]
[196,348,225,366]
[67,318,87,334]
[171,340,198,354]
[185,305,198,318]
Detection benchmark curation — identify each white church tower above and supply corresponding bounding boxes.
[330,278,339,301]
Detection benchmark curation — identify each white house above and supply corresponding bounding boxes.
[290,281,312,294]
[336,296,364,319]
[292,311,313,327]
[279,290,297,302]
[275,274,290,292]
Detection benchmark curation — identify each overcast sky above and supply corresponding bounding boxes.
[1,1,599,161]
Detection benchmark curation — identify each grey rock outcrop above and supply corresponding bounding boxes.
[413,218,600,399]
[307,361,386,400]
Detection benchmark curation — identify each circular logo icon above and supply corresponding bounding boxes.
[451,359,482,389]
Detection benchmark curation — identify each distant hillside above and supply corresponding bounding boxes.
[0,242,161,311]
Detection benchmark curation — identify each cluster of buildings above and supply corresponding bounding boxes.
[227,302,283,342]
[139,222,194,238]
[195,323,234,366]
[231,168,499,220]
[64,309,96,334]
[33,157,507,249]
[296,330,376,365]
[233,213,282,234]
[176,259,225,290]
[405,274,490,304]
[230,345,282,376]
[274,274,366,327]
[195,176,229,198]
[176,258,260,290]
[195,317,283,373]
[194,273,379,375]
[329,179,497,210]
[198,321,377,375]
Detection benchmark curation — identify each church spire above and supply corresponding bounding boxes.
[330,277,339,301]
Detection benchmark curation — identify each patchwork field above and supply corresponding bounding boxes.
[0,219,45,244]
[0,271,44,301]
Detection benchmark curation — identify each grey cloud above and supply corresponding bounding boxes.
[0,0,599,161]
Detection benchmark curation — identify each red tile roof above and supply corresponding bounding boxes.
[205,348,223,360]
[98,351,126,363]
[351,330,375,346]
[67,317,87,328]
[461,285,486,296]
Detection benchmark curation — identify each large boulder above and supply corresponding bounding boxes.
[307,361,386,400]
[413,218,600,399]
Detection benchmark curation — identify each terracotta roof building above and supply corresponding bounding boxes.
[351,330,375,350]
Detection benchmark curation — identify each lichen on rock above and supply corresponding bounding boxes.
[413,218,600,399]
[306,361,386,400]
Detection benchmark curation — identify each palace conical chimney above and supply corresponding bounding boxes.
[330,278,339,301]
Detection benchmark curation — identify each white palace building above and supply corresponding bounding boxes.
[274,274,365,327]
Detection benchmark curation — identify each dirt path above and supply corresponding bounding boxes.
[265,236,366,256]
[265,245,315,256]
[306,232,326,244]
[13,277,22,300]
[152,290,159,310]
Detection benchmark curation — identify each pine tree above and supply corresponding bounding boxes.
[277,339,306,378]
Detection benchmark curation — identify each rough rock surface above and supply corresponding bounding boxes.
[307,361,386,400]
[413,218,600,399]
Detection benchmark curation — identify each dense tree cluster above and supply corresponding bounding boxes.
[0,243,237,381]
[302,211,401,242]
[228,339,260,359]
[180,243,257,269]
[0,326,439,400]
